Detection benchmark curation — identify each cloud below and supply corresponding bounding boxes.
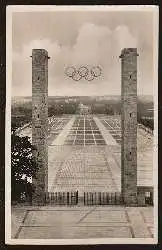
[71,23,112,65]
[12,23,152,96]
[113,25,137,50]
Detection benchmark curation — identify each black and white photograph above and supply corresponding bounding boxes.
[5,5,158,244]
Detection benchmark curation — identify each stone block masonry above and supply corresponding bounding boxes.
[32,49,49,205]
[120,48,138,205]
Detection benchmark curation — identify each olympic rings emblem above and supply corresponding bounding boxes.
[65,65,102,81]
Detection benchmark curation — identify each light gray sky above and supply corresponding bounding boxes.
[12,10,155,96]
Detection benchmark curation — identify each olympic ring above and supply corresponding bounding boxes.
[65,65,102,81]
[65,66,76,77]
[91,66,102,77]
[72,70,82,81]
[85,71,94,81]
[78,66,88,77]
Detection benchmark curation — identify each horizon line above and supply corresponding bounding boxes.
[12,94,153,97]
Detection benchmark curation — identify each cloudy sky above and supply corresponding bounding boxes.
[12,9,155,96]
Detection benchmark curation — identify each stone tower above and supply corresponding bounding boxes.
[32,49,49,204]
[120,48,139,205]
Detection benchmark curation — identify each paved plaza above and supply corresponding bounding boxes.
[12,205,154,239]
[48,145,121,193]
[48,115,153,192]
[13,114,154,239]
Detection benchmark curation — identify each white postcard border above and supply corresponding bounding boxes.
[5,5,159,245]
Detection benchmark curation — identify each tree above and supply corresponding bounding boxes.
[105,104,114,115]
[11,129,38,203]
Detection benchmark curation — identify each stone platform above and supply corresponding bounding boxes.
[11,205,155,239]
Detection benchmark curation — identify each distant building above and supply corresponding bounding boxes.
[77,103,91,115]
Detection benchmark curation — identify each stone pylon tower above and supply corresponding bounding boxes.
[120,48,139,205]
[32,49,49,205]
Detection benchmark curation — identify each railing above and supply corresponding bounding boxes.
[138,123,153,135]
[83,192,122,205]
[16,122,31,135]
[44,190,153,206]
[45,191,78,205]
[137,186,154,206]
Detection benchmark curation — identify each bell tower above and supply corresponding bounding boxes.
[32,49,49,204]
[120,48,139,205]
